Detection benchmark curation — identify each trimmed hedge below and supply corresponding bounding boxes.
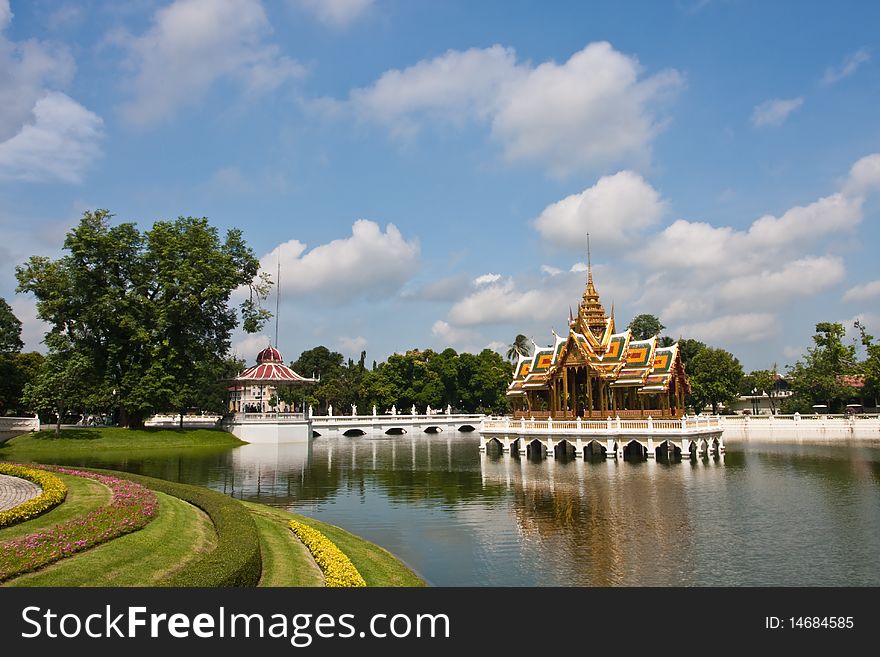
[288,519,366,588]
[0,464,67,528]
[87,469,261,587]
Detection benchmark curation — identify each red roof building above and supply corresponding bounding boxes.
[228,345,317,413]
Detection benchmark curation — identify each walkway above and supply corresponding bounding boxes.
[0,473,41,512]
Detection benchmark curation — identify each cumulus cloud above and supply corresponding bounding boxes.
[114,0,305,126]
[338,335,368,355]
[0,92,103,183]
[447,266,635,328]
[541,265,562,276]
[714,257,846,305]
[292,0,373,28]
[751,97,803,127]
[260,219,420,303]
[822,47,871,85]
[0,4,100,182]
[672,313,779,344]
[231,332,272,360]
[431,320,480,346]
[842,153,880,197]
[533,170,665,248]
[474,273,502,286]
[9,297,49,353]
[348,41,683,175]
[843,280,880,302]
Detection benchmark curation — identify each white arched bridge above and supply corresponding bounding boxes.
[479,415,724,460]
[311,413,484,437]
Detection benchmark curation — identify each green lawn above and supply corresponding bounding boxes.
[4,491,217,587]
[249,511,323,587]
[242,502,426,587]
[0,473,111,541]
[0,427,244,459]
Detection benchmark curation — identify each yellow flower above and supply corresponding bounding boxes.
[288,520,366,587]
[0,463,67,528]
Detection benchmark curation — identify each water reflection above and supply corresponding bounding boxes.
[4,433,879,586]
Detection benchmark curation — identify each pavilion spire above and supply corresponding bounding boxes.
[578,233,607,338]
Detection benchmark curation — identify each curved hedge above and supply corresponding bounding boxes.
[88,470,261,587]
[288,519,366,588]
[0,464,67,528]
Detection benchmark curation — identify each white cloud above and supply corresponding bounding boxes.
[348,41,683,175]
[672,313,779,344]
[231,332,272,360]
[842,153,880,197]
[0,92,103,183]
[447,266,634,328]
[260,220,420,303]
[751,97,803,127]
[0,5,100,182]
[843,280,880,302]
[474,273,502,286]
[822,47,871,85]
[484,340,507,354]
[400,273,471,302]
[570,262,587,272]
[292,0,373,28]
[338,335,368,355]
[714,257,845,305]
[9,297,49,353]
[541,265,562,276]
[432,320,478,345]
[533,170,665,247]
[114,0,305,126]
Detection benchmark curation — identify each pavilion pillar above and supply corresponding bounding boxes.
[572,368,579,419]
[562,367,569,418]
[586,367,592,418]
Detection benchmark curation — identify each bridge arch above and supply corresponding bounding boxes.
[654,439,681,462]
[343,428,366,437]
[554,439,576,459]
[622,439,648,461]
[457,424,476,432]
[525,438,547,459]
[583,439,607,460]
[385,427,407,435]
[424,426,443,434]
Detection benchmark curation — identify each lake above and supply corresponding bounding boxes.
[13,433,880,586]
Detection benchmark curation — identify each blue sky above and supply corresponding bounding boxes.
[1,0,879,372]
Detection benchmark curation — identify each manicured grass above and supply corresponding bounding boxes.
[0,474,110,542]
[0,427,244,457]
[241,502,425,587]
[5,492,216,587]
[249,512,323,587]
[90,470,262,587]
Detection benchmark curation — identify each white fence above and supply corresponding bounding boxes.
[481,414,722,436]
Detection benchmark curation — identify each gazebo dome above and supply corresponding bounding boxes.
[256,345,283,364]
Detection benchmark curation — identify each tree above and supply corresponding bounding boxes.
[506,334,531,363]
[741,366,782,414]
[857,321,880,408]
[785,322,857,413]
[678,338,707,368]
[688,347,744,414]
[22,336,90,435]
[0,298,23,354]
[15,210,270,428]
[627,314,665,340]
[0,351,44,415]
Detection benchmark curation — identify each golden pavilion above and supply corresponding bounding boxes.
[507,262,689,420]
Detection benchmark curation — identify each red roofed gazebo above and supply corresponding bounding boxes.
[228,345,318,414]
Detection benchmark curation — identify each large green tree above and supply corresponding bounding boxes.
[740,365,782,414]
[784,322,858,413]
[688,347,744,414]
[0,298,23,354]
[627,314,665,340]
[22,335,91,435]
[16,210,270,427]
[857,321,880,408]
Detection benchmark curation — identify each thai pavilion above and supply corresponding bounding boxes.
[507,264,689,420]
[227,345,317,414]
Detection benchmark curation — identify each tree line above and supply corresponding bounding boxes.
[2,211,876,428]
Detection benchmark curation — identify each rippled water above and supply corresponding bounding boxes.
[15,434,880,586]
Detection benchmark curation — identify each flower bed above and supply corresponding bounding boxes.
[0,464,67,528]
[0,467,158,582]
[288,519,366,587]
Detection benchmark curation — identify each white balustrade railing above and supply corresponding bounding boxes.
[481,415,722,434]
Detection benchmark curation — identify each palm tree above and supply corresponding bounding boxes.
[506,334,531,364]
